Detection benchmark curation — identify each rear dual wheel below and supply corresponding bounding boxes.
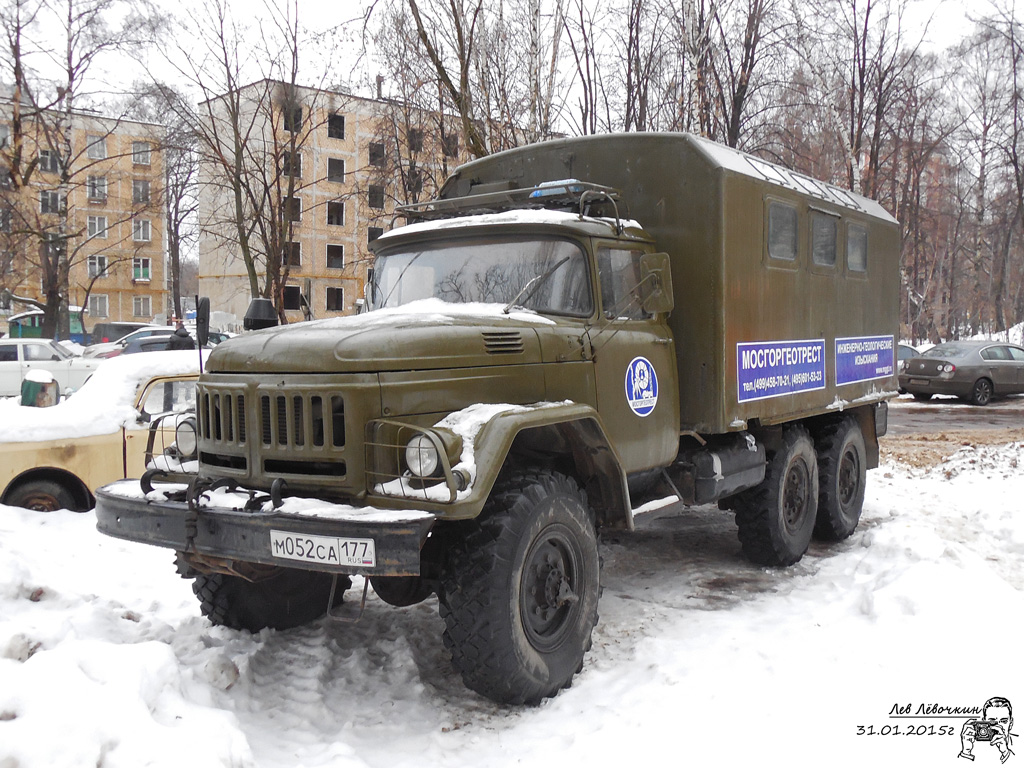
[735,427,818,566]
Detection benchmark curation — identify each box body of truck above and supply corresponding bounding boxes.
[439,133,900,434]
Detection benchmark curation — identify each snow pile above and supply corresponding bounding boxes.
[1,442,1022,768]
[0,351,205,444]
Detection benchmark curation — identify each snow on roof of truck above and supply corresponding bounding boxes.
[376,209,643,242]
[689,135,896,223]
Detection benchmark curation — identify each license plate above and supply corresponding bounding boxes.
[910,378,929,386]
[269,530,376,567]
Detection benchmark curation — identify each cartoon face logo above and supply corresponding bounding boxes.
[960,697,1015,763]
[625,356,658,417]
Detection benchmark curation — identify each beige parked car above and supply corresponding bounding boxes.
[0,351,201,511]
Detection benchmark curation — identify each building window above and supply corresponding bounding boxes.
[328,113,345,139]
[328,158,345,183]
[40,190,63,214]
[368,185,385,209]
[0,207,9,232]
[133,256,151,281]
[283,105,302,133]
[133,218,152,242]
[132,141,151,165]
[368,226,383,243]
[87,175,107,201]
[88,215,108,239]
[326,287,344,311]
[286,241,301,268]
[767,201,797,262]
[442,132,459,158]
[407,127,424,153]
[88,254,108,278]
[89,293,108,318]
[327,244,344,269]
[38,150,61,174]
[0,164,10,189]
[326,201,344,226]
[133,295,151,317]
[369,142,385,166]
[282,152,302,178]
[0,125,9,149]
[811,211,838,267]
[406,163,422,194]
[86,135,106,159]
[283,285,302,310]
[847,223,868,273]
[132,179,150,204]
[284,196,301,223]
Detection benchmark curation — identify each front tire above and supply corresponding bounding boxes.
[734,426,818,566]
[814,418,866,541]
[191,568,350,632]
[439,470,600,705]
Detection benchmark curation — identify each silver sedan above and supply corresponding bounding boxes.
[898,340,1024,406]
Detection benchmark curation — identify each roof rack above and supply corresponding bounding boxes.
[395,179,623,224]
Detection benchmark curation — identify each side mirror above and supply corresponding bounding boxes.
[196,296,211,347]
[640,252,674,315]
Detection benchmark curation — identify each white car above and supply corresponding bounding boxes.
[0,338,103,398]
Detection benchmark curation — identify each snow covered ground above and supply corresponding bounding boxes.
[2,439,1022,767]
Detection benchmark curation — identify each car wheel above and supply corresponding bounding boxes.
[912,392,932,402]
[970,378,993,406]
[734,426,819,566]
[7,479,81,512]
[438,470,600,705]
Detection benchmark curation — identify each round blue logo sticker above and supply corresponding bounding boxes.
[625,356,658,417]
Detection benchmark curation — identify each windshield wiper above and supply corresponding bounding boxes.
[503,256,570,314]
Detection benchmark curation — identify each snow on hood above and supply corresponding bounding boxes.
[0,350,206,444]
[252,298,557,338]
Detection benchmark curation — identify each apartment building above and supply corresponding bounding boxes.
[197,80,465,327]
[0,106,167,328]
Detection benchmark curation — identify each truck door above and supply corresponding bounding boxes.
[588,244,679,474]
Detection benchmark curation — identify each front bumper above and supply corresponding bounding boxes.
[95,481,436,576]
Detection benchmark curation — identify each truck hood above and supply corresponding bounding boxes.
[207,299,569,374]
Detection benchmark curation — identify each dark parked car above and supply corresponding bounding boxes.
[898,340,1024,405]
[90,321,154,344]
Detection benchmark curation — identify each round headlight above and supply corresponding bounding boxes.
[405,433,439,478]
[175,418,198,459]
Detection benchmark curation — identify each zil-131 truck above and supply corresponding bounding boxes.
[96,133,900,705]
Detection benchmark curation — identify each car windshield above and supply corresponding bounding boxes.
[370,236,594,317]
[922,343,972,359]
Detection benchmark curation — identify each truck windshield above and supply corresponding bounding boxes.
[370,237,594,317]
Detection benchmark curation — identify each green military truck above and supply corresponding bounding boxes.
[95,133,899,705]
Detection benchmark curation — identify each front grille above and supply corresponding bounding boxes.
[482,331,524,354]
[199,386,247,446]
[259,393,345,449]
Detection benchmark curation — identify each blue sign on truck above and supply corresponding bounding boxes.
[835,335,895,386]
[737,339,827,403]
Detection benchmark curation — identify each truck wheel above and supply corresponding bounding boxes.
[438,470,600,705]
[734,427,818,566]
[970,378,993,406]
[369,575,434,607]
[7,479,81,512]
[191,568,351,632]
[813,418,866,541]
